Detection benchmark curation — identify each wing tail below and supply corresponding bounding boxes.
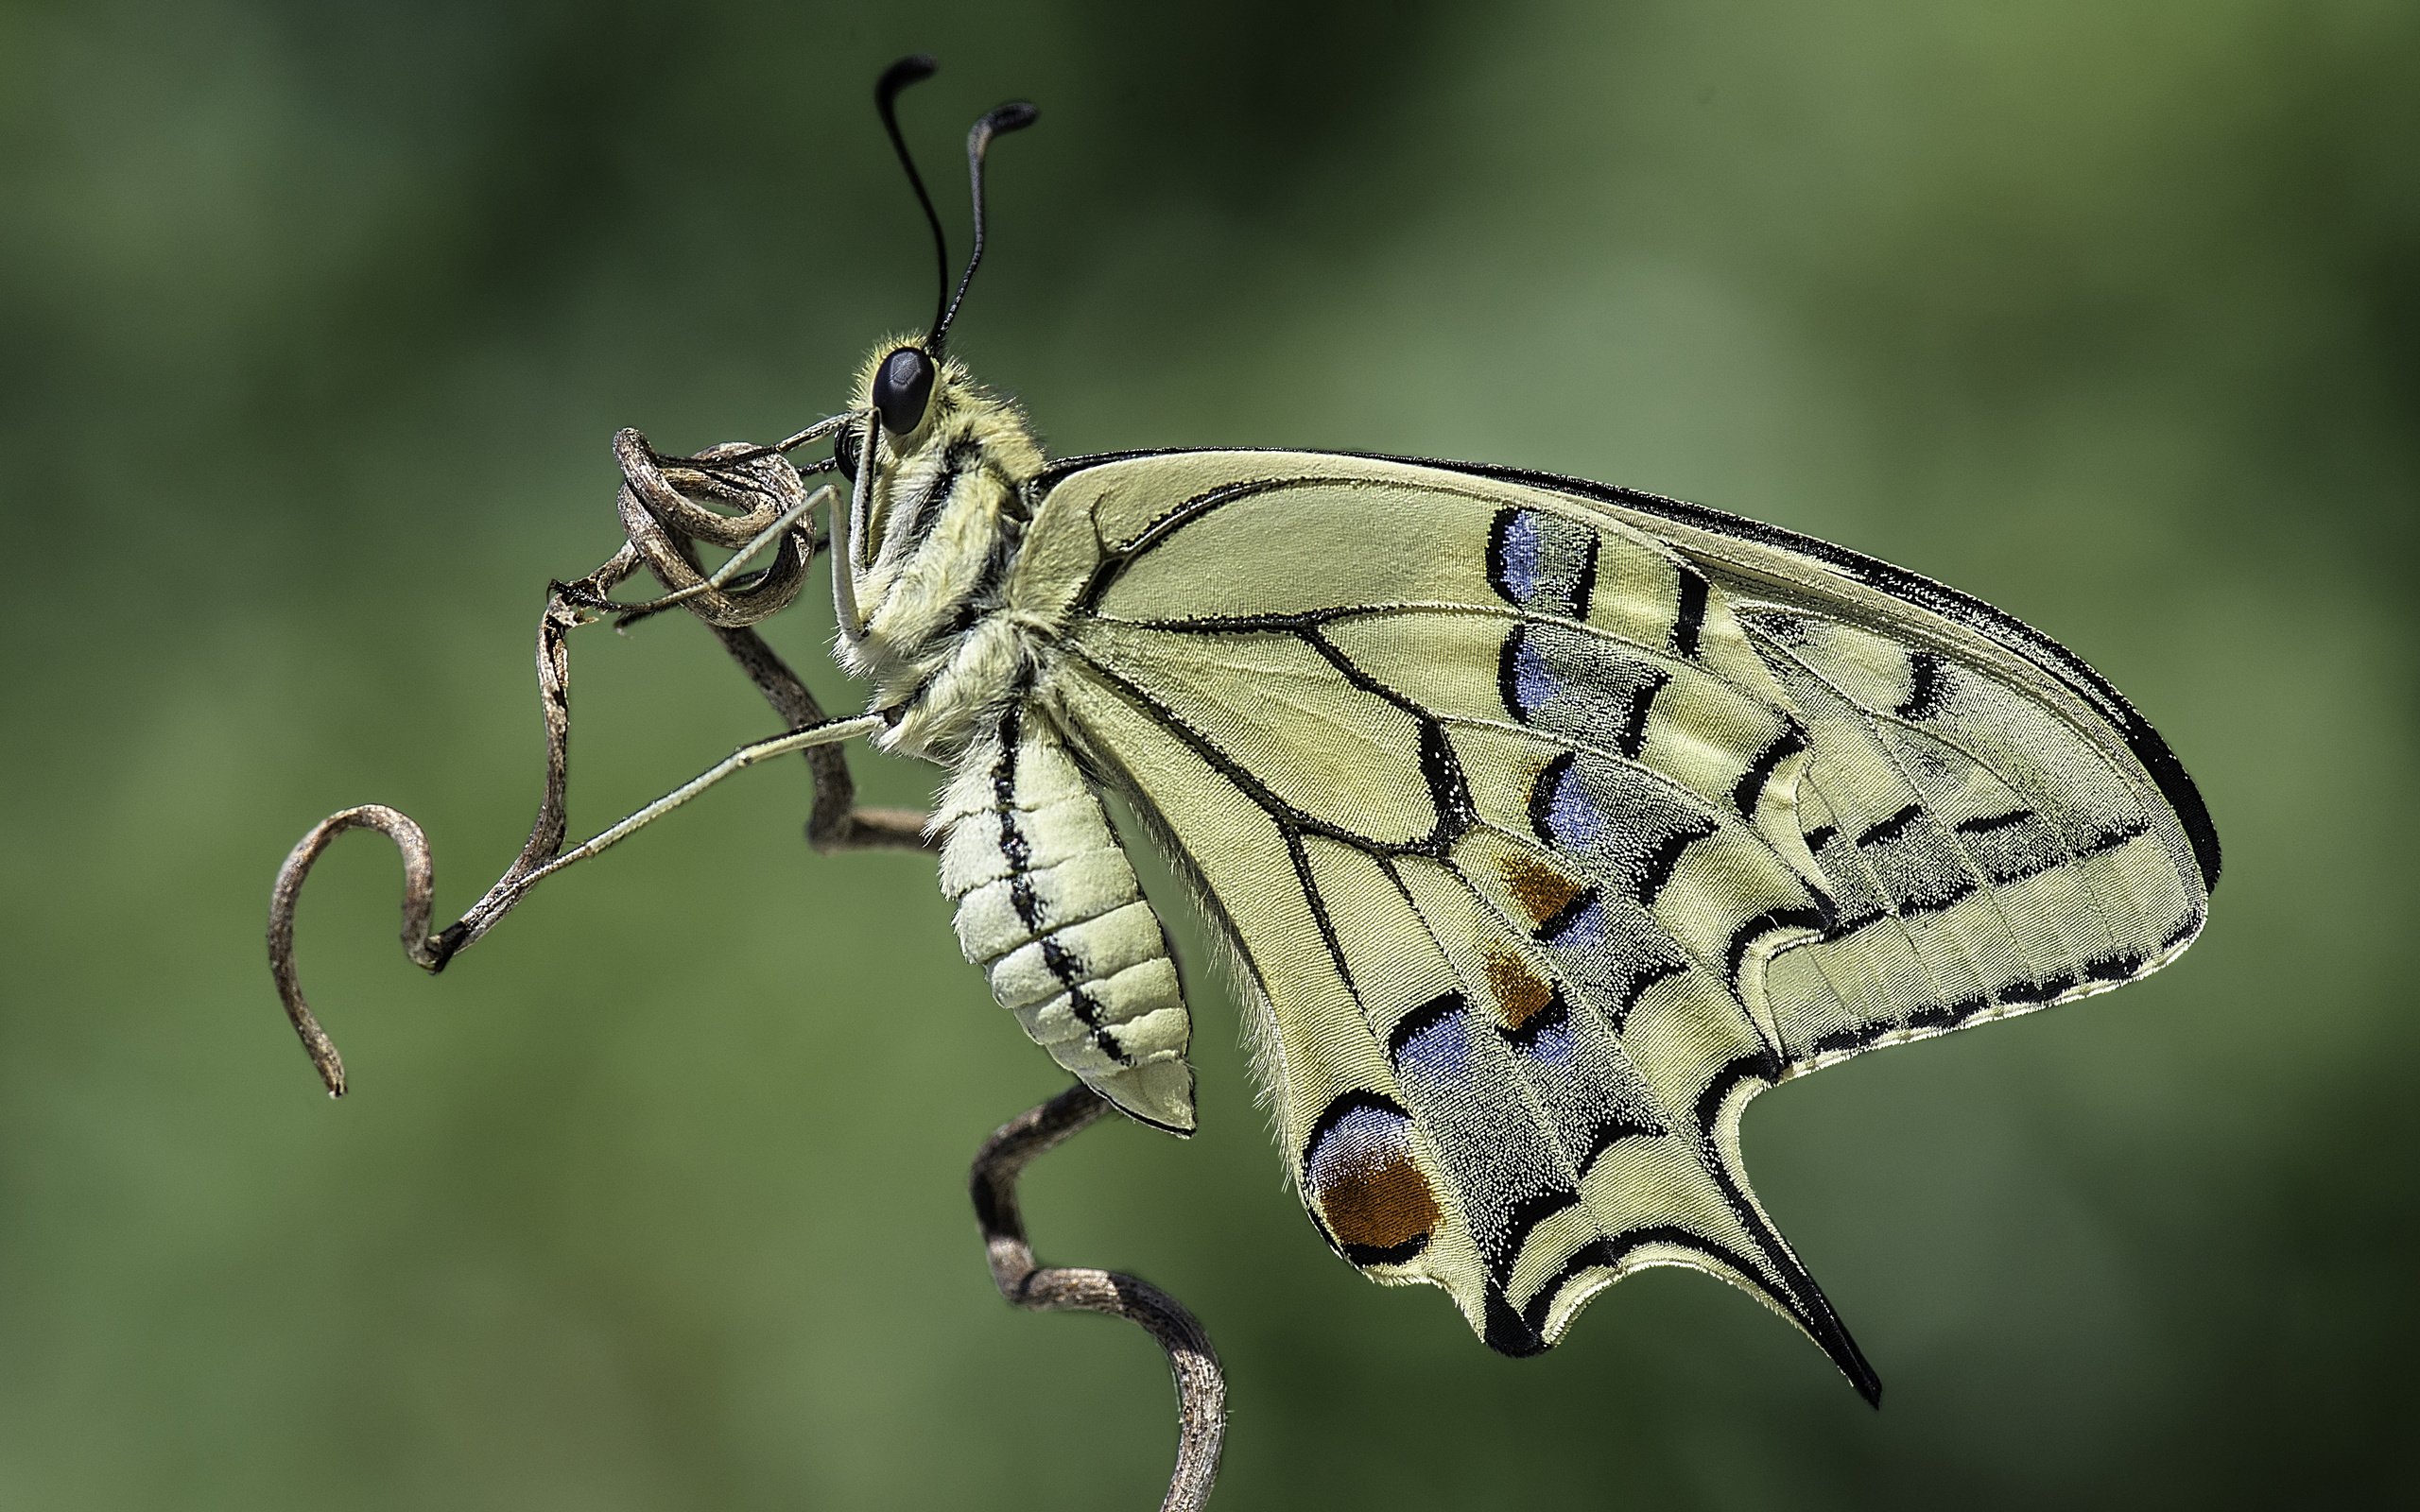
[1397,847,1880,1399]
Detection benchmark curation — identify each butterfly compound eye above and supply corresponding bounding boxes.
[873,346,937,435]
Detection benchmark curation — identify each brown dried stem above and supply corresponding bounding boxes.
[265,431,925,1095]
[973,1085,1228,1511]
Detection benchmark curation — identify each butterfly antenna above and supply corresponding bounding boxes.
[875,55,951,343]
[929,99,1039,357]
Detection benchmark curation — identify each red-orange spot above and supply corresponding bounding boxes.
[1485,947,1557,1030]
[1318,1153,1441,1254]
[1501,853,1586,931]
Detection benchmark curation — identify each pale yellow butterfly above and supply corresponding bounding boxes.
[274,55,2219,1410]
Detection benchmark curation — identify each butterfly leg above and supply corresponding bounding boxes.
[971,1084,1226,1512]
[268,699,881,1095]
[707,624,932,853]
[601,428,927,849]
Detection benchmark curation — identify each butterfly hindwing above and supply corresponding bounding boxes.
[1011,449,2210,1387]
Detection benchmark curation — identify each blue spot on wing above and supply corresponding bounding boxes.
[1543,756,1606,849]
[1307,1098,1415,1185]
[1517,1007,1575,1064]
[1488,507,1598,617]
[1512,634,1557,721]
[1490,509,1544,606]
[1389,994,1474,1081]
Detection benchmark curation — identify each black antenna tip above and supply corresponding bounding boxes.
[877,55,938,104]
[978,101,1040,139]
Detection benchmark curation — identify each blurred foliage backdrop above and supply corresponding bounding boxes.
[4,1,2415,1506]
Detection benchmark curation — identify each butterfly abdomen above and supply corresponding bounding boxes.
[933,707,1199,1132]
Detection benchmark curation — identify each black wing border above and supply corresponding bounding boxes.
[1034,448,2221,894]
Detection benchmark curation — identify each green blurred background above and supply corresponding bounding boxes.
[5,1,2414,1505]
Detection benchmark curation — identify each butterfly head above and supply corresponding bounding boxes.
[831,57,1041,533]
[838,335,1037,497]
[847,56,1037,443]
[845,336,1026,445]
[825,60,1046,709]
[832,53,1046,555]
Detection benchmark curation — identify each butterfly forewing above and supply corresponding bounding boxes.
[1464,459,2217,1065]
[1738,607,2203,1065]
[1023,454,1924,1383]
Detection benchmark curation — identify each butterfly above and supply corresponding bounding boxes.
[769,60,2222,1401]
[283,56,2217,1406]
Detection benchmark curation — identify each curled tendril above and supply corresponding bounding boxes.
[973,1085,1227,1510]
[265,430,922,1094]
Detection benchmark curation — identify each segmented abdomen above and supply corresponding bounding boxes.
[934,708,1198,1132]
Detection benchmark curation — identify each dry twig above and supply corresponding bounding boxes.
[266,430,926,1094]
[973,1085,1228,1511]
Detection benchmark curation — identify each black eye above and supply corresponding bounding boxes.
[872,346,936,435]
